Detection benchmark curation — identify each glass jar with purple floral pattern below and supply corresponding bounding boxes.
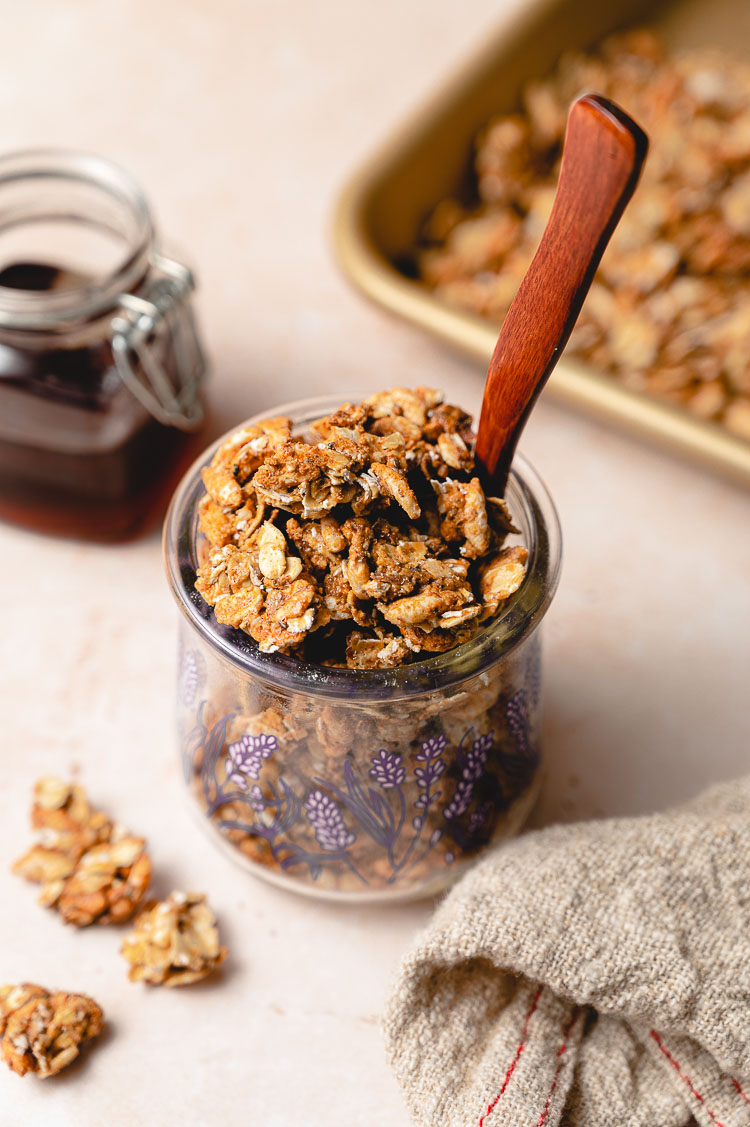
[163,395,561,902]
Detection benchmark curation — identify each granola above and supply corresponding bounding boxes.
[121,892,227,987]
[180,632,542,895]
[194,388,527,668]
[0,983,103,1078]
[417,29,750,436]
[13,777,152,926]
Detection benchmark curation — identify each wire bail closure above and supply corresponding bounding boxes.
[111,251,205,432]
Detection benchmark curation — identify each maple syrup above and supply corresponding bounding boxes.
[0,150,207,541]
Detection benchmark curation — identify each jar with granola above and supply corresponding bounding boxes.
[164,391,561,901]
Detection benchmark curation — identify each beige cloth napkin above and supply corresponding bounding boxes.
[384,778,750,1127]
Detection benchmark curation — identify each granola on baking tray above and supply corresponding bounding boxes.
[194,387,528,668]
[12,777,152,926]
[0,983,103,1078]
[417,29,750,439]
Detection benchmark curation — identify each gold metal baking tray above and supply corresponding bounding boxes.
[333,0,750,486]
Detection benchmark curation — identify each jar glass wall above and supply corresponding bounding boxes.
[164,396,561,901]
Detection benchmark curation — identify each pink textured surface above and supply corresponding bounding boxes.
[1,1,749,1123]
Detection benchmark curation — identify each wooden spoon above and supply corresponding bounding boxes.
[474,94,648,492]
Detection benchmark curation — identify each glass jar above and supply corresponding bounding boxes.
[164,395,561,902]
[0,149,207,542]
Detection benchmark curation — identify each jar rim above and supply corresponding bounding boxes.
[0,147,153,330]
[163,394,562,701]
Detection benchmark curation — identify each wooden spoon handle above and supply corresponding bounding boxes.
[475,94,648,490]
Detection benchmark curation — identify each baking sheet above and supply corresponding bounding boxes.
[333,0,750,486]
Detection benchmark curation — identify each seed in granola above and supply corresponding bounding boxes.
[363,386,443,426]
[345,630,411,669]
[479,546,530,619]
[121,891,227,987]
[367,462,421,519]
[257,520,290,581]
[380,585,473,630]
[436,430,472,471]
[0,983,103,1078]
[433,477,490,558]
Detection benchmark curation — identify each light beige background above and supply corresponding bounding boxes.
[1,1,749,1124]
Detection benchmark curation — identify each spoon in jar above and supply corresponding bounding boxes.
[474,94,648,492]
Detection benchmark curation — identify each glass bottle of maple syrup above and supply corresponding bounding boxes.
[0,149,207,541]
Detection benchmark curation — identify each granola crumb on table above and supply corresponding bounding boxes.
[194,387,528,668]
[417,29,750,434]
[0,983,103,1078]
[121,891,227,987]
[12,777,152,926]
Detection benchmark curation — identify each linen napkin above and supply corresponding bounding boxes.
[384,777,750,1127]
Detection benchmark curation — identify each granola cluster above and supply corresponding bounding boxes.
[121,892,227,987]
[11,777,226,992]
[4,782,228,1076]
[0,983,103,1078]
[194,387,528,668]
[12,777,151,926]
[418,29,750,439]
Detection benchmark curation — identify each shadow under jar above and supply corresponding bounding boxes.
[0,149,206,541]
[164,395,561,902]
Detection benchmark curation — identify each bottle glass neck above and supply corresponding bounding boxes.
[0,149,154,339]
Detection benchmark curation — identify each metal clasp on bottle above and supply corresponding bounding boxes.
[111,251,206,432]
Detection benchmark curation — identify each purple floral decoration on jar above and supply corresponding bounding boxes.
[464,732,493,779]
[185,683,540,886]
[526,641,542,709]
[225,732,277,789]
[443,777,474,820]
[416,735,448,761]
[506,691,532,759]
[414,733,447,790]
[369,749,405,789]
[443,730,494,821]
[304,790,356,852]
[469,802,492,835]
[248,785,265,812]
[412,733,448,827]
[414,759,446,788]
[180,649,204,707]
